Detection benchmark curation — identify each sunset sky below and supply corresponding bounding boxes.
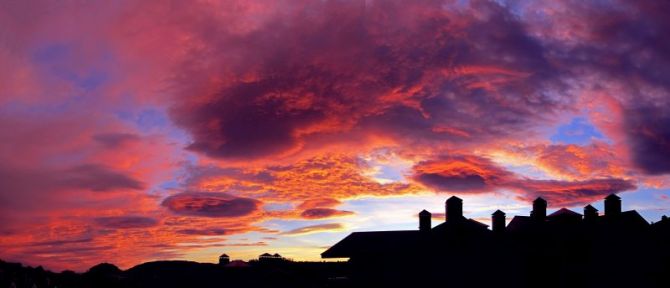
[1,0,670,271]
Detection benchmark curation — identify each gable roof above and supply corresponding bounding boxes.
[507,216,533,232]
[322,230,421,258]
[548,208,582,218]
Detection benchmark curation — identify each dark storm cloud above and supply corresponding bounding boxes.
[170,0,566,161]
[514,0,670,175]
[625,105,670,175]
[161,192,260,217]
[94,216,159,229]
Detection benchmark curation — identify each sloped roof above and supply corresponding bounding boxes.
[602,210,648,227]
[219,253,229,258]
[321,230,421,258]
[260,253,272,257]
[492,210,505,216]
[584,204,598,211]
[428,218,489,235]
[419,209,431,216]
[548,208,582,218]
[507,216,533,232]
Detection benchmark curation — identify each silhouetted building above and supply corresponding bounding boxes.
[419,209,431,232]
[492,210,505,233]
[218,253,230,265]
[605,193,622,216]
[323,193,667,288]
[584,204,598,222]
[531,197,547,221]
[258,253,285,264]
[446,196,463,221]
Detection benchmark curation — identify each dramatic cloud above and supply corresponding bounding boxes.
[176,228,228,236]
[625,106,670,175]
[515,178,637,207]
[297,198,342,210]
[59,164,145,192]
[1,0,669,271]
[170,0,567,162]
[300,208,354,219]
[412,154,637,206]
[281,223,344,236]
[161,192,260,217]
[412,156,514,193]
[94,216,159,229]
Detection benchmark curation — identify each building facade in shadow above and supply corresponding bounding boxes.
[322,194,670,288]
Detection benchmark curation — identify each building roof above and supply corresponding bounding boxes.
[507,216,533,232]
[548,208,582,218]
[419,209,431,216]
[446,196,462,203]
[321,230,421,258]
[492,210,505,216]
[605,193,621,200]
[219,253,229,258]
[533,197,547,204]
[584,204,598,212]
[260,253,272,257]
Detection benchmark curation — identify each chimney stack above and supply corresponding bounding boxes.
[492,210,506,233]
[446,196,463,222]
[531,197,547,221]
[604,194,621,216]
[584,205,598,222]
[419,210,431,232]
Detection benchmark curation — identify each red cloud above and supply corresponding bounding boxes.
[281,223,344,236]
[161,192,261,218]
[94,216,158,229]
[412,155,515,193]
[297,198,342,209]
[169,0,563,163]
[412,154,636,207]
[300,208,354,219]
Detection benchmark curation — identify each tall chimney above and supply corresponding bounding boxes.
[492,210,506,233]
[446,196,463,222]
[532,197,547,221]
[584,205,598,222]
[419,210,431,232]
[604,194,621,216]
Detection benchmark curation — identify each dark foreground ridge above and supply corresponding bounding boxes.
[0,259,349,288]
[2,194,669,288]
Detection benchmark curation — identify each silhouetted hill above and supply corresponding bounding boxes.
[0,259,350,288]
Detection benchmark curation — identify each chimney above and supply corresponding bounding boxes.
[492,210,506,233]
[531,197,547,221]
[419,210,431,232]
[446,196,463,222]
[584,205,598,222]
[604,194,621,216]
